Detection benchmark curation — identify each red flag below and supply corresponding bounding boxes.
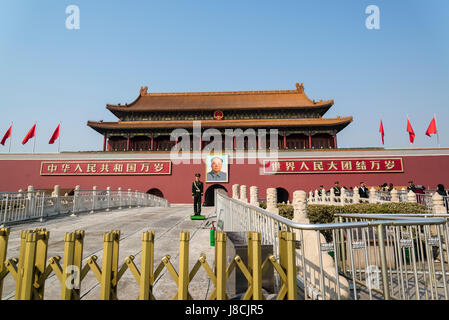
[425,117,437,137]
[379,119,385,145]
[1,125,12,146]
[406,118,415,143]
[49,124,60,144]
[22,124,36,145]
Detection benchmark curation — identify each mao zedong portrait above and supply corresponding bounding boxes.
[206,156,228,182]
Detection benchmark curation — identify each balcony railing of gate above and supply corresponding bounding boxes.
[215,190,448,300]
[1,188,169,226]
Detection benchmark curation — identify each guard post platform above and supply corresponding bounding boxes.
[190,215,205,220]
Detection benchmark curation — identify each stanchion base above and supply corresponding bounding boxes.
[190,215,205,220]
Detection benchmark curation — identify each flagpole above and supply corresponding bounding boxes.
[407,114,412,148]
[58,121,61,153]
[435,113,440,148]
[380,115,384,147]
[8,121,12,153]
[33,122,36,153]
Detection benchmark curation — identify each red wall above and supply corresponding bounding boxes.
[0,152,448,203]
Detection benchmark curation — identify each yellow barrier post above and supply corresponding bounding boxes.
[178,231,190,300]
[61,232,76,300]
[20,231,38,300]
[279,230,287,272]
[214,229,218,274]
[247,232,253,275]
[34,229,49,300]
[284,231,298,300]
[73,230,85,299]
[216,231,227,300]
[111,230,120,299]
[100,232,114,300]
[250,232,263,300]
[139,231,155,300]
[0,228,10,297]
[14,230,28,300]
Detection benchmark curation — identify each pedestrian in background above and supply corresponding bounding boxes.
[333,181,341,197]
[407,181,416,193]
[318,185,324,196]
[359,182,369,198]
[437,184,448,197]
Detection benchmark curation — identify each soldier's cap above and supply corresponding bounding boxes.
[195,173,201,177]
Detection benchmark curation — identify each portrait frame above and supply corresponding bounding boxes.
[205,154,229,183]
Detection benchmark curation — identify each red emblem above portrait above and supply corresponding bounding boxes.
[214,110,224,121]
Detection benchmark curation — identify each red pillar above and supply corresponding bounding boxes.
[283,135,287,149]
[233,137,236,150]
[103,135,107,152]
[150,136,154,151]
[308,135,312,149]
[333,134,338,149]
[127,136,130,151]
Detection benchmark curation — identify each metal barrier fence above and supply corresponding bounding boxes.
[336,213,449,300]
[416,194,434,211]
[0,228,299,300]
[0,191,46,226]
[0,189,169,226]
[215,190,448,300]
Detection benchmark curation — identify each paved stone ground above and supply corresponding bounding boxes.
[1,204,216,300]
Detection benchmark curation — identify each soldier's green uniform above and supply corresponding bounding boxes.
[192,174,204,215]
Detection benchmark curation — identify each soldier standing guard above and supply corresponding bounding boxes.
[192,173,204,216]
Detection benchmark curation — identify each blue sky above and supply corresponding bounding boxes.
[0,0,448,153]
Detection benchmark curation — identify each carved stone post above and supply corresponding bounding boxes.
[135,190,140,207]
[314,189,319,203]
[292,191,308,223]
[266,188,279,215]
[250,186,259,207]
[432,193,447,214]
[239,185,248,203]
[106,187,111,211]
[369,187,377,204]
[340,187,346,206]
[390,189,399,203]
[27,185,34,199]
[72,185,80,216]
[232,184,240,200]
[321,188,326,204]
[292,189,350,299]
[128,188,132,208]
[118,187,122,209]
[52,185,61,215]
[27,185,35,219]
[330,187,335,204]
[407,190,417,203]
[353,186,360,204]
[91,186,98,213]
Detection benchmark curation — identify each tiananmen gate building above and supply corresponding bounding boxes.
[0,83,448,204]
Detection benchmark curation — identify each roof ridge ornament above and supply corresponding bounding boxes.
[296,82,304,93]
[140,86,149,96]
